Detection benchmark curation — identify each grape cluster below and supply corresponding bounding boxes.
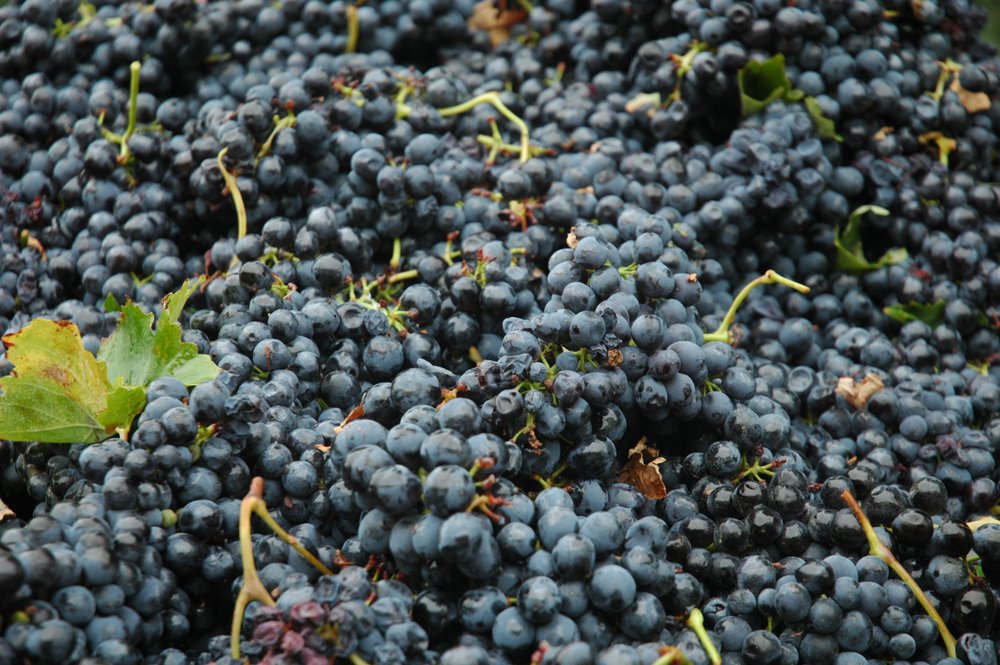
[0,0,999,663]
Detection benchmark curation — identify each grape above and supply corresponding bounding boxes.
[1,1,999,663]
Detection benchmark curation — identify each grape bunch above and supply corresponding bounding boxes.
[0,0,999,663]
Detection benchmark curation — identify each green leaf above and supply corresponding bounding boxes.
[884,300,947,327]
[98,277,220,388]
[738,54,801,115]
[103,293,121,313]
[0,320,145,443]
[834,205,907,273]
[976,309,993,328]
[804,97,843,142]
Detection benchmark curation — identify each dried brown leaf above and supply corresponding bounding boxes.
[619,438,667,500]
[334,403,366,434]
[949,77,991,114]
[627,437,654,458]
[468,1,526,48]
[566,228,579,249]
[873,126,894,141]
[836,373,885,410]
[0,496,14,522]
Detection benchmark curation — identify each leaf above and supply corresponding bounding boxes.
[835,205,908,273]
[0,319,146,443]
[738,54,801,115]
[98,278,219,388]
[949,73,991,113]
[804,97,843,142]
[103,293,121,313]
[873,126,894,142]
[618,438,667,500]
[468,0,527,48]
[836,373,885,411]
[0,495,14,522]
[884,300,947,327]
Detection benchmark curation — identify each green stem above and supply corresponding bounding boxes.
[703,270,810,344]
[216,148,248,252]
[96,61,142,183]
[256,111,297,162]
[736,456,778,482]
[686,608,721,665]
[650,647,693,665]
[442,233,458,266]
[388,268,418,284]
[929,59,960,103]
[438,92,531,163]
[249,501,333,577]
[617,262,638,278]
[122,61,141,161]
[390,237,402,271]
[841,490,956,658]
[345,5,359,54]
[670,42,709,102]
[231,479,276,659]
[625,92,662,115]
[230,477,336,658]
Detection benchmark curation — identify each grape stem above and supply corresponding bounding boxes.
[256,110,297,162]
[389,237,402,271]
[216,148,248,263]
[98,61,142,184]
[122,61,141,160]
[231,477,334,659]
[650,646,693,665]
[438,92,532,163]
[387,268,418,284]
[345,4,359,54]
[840,489,957,658]
[686,607,721,665]
[703,270,810,344]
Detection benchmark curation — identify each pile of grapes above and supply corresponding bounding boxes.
[1,0,1000,663]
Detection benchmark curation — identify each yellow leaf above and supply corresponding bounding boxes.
[949,77,991,114]
[0,320,145,443]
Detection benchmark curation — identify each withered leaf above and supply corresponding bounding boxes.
[619,438,667,500]
[835,373,885,411]
[566,228,579,249]
[873,126,894,141]
[468,1,527,48]
[0,497,15,522]
[949,77,991,114]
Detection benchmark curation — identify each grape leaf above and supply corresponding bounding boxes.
[468,0,527,48]
[836,373,884,410]
[884,300,947,327]
[950,76,991,113]
[835,205,908,273]
[618,438,667,500]
[0,319,145,443]
[804,96,843,142]
[738,54,803,116]
[103,292,121,313]
[98,277,219,387]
